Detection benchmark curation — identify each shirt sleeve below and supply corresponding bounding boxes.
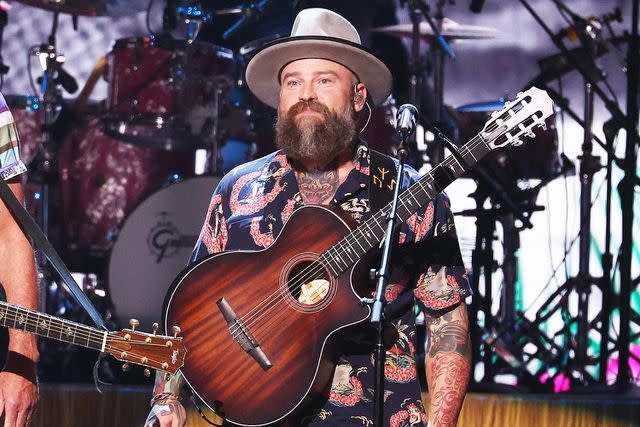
[190,177,231,263]
[0,93,27,181]
[399,189,471,314]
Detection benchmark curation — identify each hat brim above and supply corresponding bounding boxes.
[245,36,392,109]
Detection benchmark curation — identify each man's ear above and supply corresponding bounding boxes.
[353,83,367,112]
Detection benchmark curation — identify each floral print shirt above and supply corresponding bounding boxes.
[191,142,470,426]
[0,93,27,181]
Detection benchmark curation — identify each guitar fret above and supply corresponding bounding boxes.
[340,244,356,263]
[360,222,376,246]
[351,235,366,253]
[407,189,420,206]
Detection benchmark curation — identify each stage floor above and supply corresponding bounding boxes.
[28,384,640,426]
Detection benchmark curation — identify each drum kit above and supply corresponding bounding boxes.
[7,0,563,380]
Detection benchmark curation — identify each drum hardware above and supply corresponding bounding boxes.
[175,2,212,43]
[377,3,500,169]
[103,35,236,152]
[494,0,636,390]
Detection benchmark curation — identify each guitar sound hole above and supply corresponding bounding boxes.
[288,261,330,306]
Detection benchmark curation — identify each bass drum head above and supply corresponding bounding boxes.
[108,176,220,329]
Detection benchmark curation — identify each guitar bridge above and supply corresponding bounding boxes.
[216,297,272,371]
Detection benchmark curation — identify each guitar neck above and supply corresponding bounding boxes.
[0,301,106,352]
[321,134,491,275]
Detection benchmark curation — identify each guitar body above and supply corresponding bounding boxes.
[164,206,372,426]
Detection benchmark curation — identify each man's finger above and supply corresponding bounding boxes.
[15,408,27,427]
[2,401,16,427]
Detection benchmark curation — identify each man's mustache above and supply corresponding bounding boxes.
[286,100,332,118]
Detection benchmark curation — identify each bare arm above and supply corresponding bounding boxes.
[0,180,39,427]
[424,303,471,427]
[144,371,187,427]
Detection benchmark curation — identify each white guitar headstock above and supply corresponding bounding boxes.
[481,87,554,150]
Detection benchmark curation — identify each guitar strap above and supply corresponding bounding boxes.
[368,148,396,211]
[0,178,106,329]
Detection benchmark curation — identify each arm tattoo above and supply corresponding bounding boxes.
[426,310,471,359]
[429,354,470,426]
[296,168,340,205]
[425,305,472,427]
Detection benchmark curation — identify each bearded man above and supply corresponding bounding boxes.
[145,8,471,427]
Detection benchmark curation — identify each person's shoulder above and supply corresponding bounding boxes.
[217,151,284,189]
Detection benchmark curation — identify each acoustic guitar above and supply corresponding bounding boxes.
[163,87,554,426]
[0,285,186,375]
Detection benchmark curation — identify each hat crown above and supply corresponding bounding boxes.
[290,8,361,44]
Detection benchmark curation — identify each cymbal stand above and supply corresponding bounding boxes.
[401,0,454,169]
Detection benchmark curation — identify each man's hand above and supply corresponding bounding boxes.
[0,351,38,427]
[144,398,187,427]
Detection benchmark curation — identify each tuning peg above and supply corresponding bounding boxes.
[152,322,159,336]
[129,318,140,331]
[172,325,181,338]
[144,368,151,377]
[122,363,131,372]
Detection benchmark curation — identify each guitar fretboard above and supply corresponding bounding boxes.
[0,301,107,351]
[320,134,491,276]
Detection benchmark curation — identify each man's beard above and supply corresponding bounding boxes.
[275,100,356,168]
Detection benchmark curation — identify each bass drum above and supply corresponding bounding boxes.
[108,176,220,328]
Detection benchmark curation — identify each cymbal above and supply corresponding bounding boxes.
[17,0,149,17]
[372,18,500,41]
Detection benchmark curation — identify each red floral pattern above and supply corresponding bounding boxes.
[407,202,434,242]
[202,194,228,253]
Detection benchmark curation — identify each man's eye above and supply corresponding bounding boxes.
[286,80,299,87]
[318,78,331,85]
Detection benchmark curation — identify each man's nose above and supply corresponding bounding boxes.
[298,82,317,102]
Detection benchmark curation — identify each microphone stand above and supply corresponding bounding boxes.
[370,128,410,427]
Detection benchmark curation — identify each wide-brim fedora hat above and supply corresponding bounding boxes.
[245,8,392,109]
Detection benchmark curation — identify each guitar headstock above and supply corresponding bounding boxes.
[481,86,554,150]
[105,321,186,375]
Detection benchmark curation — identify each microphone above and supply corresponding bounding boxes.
[395,104,418,139]
[469,0,485,13]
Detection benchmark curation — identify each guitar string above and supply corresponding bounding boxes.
[228,133,491,339]
[226,133,492,340]
[0,309,181,372]
[1,308,107,345]
[0,308,174,352]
